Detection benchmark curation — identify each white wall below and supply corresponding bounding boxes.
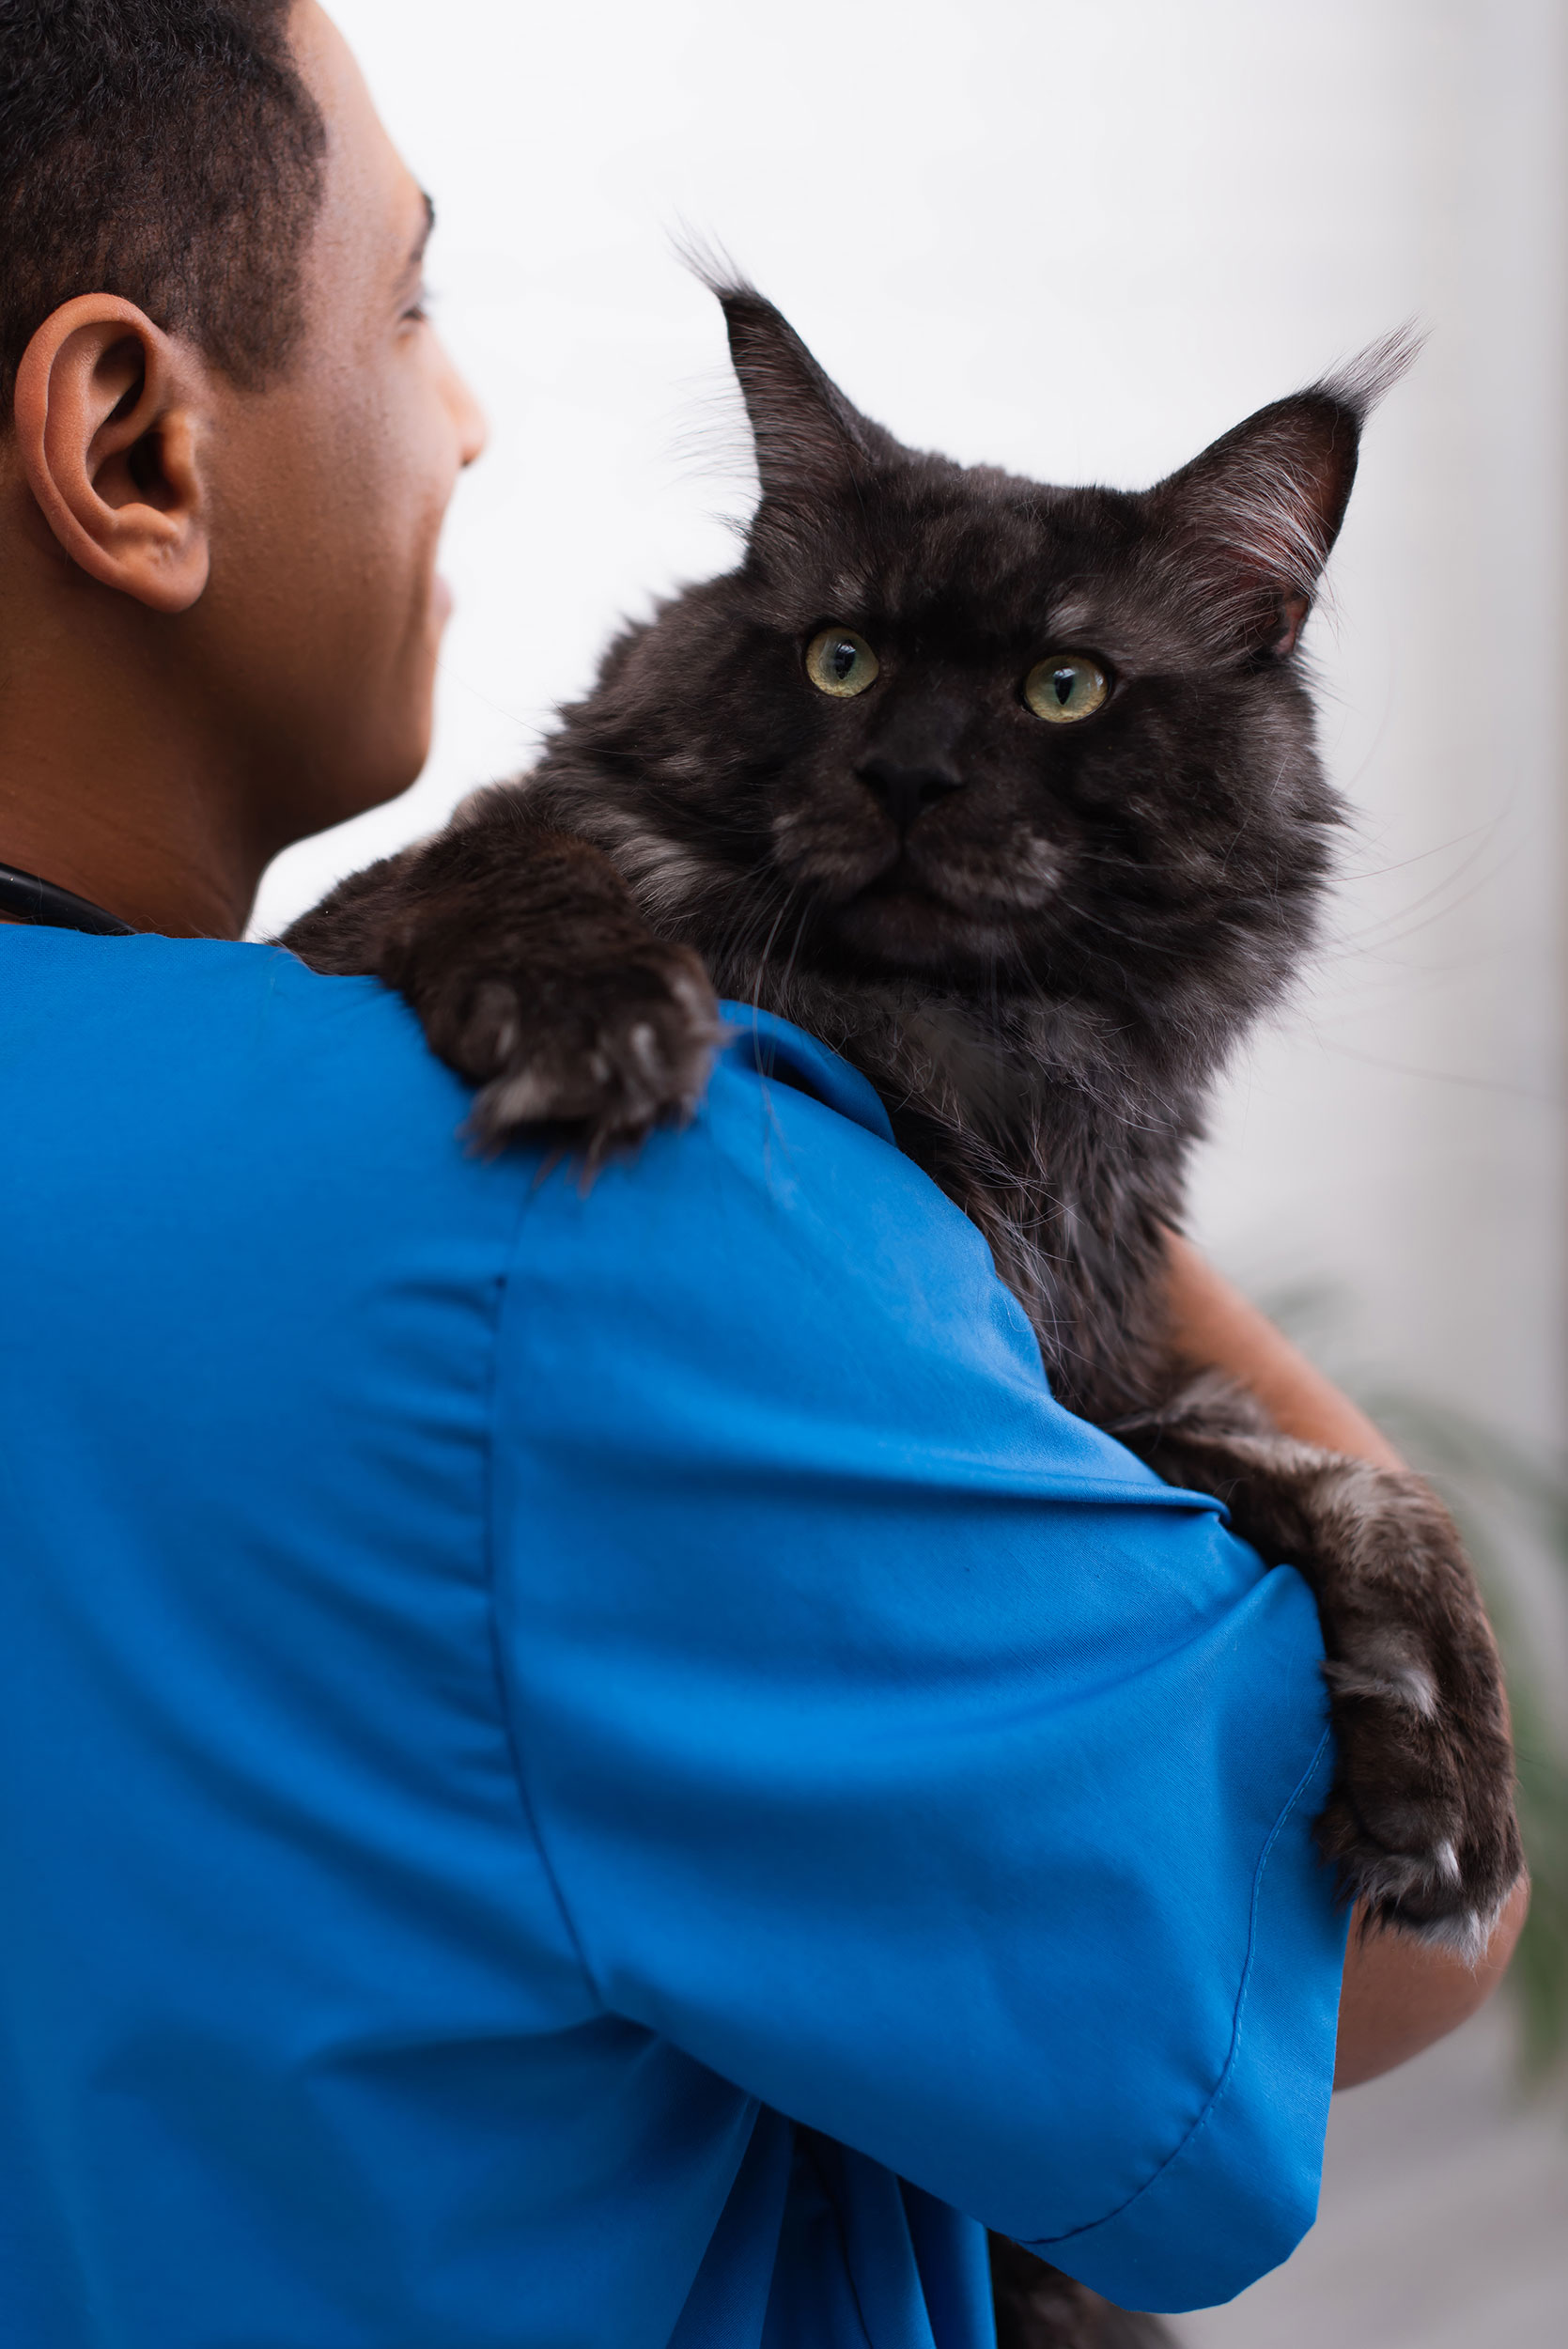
[258,0,1566,1449]
[260,12,1567,2332]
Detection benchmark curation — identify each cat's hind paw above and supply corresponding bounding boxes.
[1126,1409,1527,1964]
[1314,1791,1519,1966]
[1312,1548,1525,1960]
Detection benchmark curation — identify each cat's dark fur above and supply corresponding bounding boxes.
[285,282,1521,2349]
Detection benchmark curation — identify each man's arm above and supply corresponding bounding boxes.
[1163,1234,1529,2089]
[489,1042,1366,2311]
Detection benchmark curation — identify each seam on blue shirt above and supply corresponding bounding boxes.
[1018,1721,1335,2253]
[477,1180,603,2005]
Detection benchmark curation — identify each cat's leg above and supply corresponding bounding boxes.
[988,2238,1175,2349]
[281,787,722,1164]
[1112,1377,1523,1958]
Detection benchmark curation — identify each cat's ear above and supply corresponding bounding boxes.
[1150,329,1420,659]
[695,266,901,509]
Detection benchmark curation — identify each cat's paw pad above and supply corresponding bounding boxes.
[446,945,723,1164]
[1315,1616,1522,1960]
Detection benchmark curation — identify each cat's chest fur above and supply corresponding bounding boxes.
[623,900,1200,1423]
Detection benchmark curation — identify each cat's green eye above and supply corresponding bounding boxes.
[1024,654,1110,724]
[805,628,880,698]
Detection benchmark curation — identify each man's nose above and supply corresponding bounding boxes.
[441,341,489,469]
[856,752,965,838]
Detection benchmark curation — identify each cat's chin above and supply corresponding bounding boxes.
[829,883,1018,975]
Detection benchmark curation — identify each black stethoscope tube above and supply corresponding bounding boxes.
[0,863,135,938]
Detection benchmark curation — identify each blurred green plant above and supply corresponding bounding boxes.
[1262,1283,1568,2087]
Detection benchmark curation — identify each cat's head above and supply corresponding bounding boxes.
[551,280,1409,1054]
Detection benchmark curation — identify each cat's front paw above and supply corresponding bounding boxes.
[1311,1467,1523,1959]
[423,940,723,1167]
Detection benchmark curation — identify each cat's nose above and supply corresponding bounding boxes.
[856,754,965,837]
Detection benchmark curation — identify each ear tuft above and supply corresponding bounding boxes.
[1312,319,1425,428]
[1152,322,1422,658]
[675,236,902,511]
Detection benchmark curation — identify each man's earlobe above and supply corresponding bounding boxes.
[12,296,212,614]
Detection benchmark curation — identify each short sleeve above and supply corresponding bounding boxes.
[487,1037,1347,2314]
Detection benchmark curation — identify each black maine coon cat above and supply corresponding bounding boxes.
[285,282,1522,2349]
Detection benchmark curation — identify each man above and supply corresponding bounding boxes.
[0,5,1524,2345]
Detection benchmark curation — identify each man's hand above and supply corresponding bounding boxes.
[1163,1233,1529,2088]
[1334,1874,1529,2086]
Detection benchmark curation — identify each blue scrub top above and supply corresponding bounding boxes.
[0,929,1345,2349]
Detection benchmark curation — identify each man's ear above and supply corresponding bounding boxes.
[12,295,213,614]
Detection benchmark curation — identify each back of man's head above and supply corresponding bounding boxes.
[0,0,326,418]
[0,0,485,941]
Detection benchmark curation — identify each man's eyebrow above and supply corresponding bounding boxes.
[410,192,436,268]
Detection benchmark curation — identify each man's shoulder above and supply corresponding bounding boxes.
[0,929,1152,1501]
[4,927,489,1180]
[0,931,943,1292]
[0,933,911,1236]
[0,932,538,1341]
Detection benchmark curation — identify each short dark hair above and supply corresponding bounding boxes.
[0,0,327,415]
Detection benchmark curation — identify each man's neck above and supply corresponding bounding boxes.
[0,575,267,941]
[0,772,255,940]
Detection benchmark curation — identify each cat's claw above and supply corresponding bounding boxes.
[1305,1478,1524,1959]
[1118,1405,1523,1963]
[1312,1671,1523,1965]
[436,945,723,1167]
